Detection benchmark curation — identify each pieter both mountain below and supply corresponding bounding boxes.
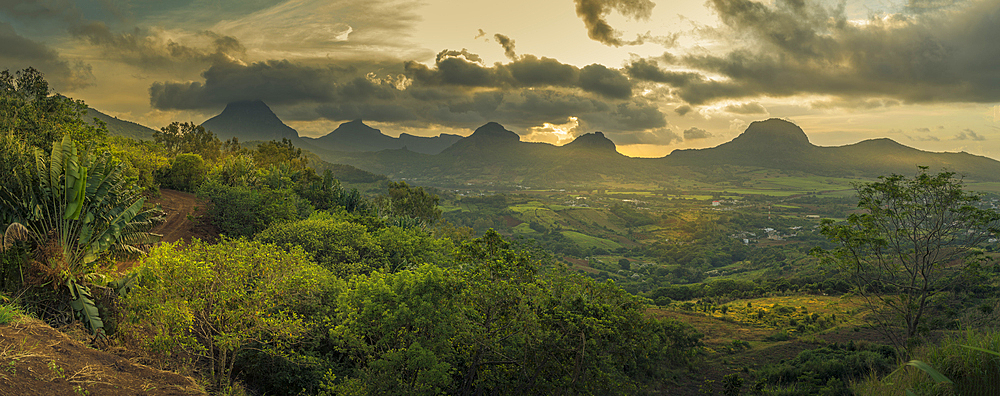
[100,100,1000,185]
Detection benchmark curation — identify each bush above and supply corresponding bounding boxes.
[161,153,207,192]
[199,180,313,237]
[257,216,384,277]
[117,239,337,391]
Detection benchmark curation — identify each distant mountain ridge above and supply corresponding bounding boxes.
[320,118,1000,186]
[304,119,463,155]
[667,119,1000,180]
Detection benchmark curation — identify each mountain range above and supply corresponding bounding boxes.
[95,100,1000,185]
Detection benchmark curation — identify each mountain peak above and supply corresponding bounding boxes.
[202,100,298,141]
[564,131,618,153]
[732,118,811,147]
[468,122,520,142]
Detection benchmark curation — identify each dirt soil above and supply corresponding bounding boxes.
[149,189,218,243]
[0,318,204,396]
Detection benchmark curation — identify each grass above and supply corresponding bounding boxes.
[560,231,622,250]
[852,329,1000,395]
[0,295,25,325]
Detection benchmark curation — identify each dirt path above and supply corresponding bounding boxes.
[150,189,217,243]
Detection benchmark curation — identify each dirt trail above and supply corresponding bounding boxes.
[149,189,217,243]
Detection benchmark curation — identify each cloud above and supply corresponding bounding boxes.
[626,0,1000,106]
[573,0,655,46]
[723,102,767,114]
[148,53,665,136]
[612,127,681,145]
[70,22,246,72]
[494,34,517,60]
[905,134,940,141]
[578,64,632,99]
[683,127,713,140]
[0,22,92,90]
[474,29,487,39]
[915,127,931,132]
[954,129,986,141]
[674,105,692,116]
[404,49,632,99]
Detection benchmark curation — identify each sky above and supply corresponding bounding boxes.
[2,0,999,159]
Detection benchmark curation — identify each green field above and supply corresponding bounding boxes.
[561,231,622,250]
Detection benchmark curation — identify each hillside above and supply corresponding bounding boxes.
[0,318,204,395]
[84,107,157,141]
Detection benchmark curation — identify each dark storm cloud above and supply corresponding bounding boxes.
[627,0,1000,107]
[573,0,655,46]
[954,129,986,141]
[683,127,713,140]
[149,59,401,109]
[578,64,632,99]
[70,21,246,71]
[0,22,92,90]
[404,49,632,99]
[723,102,766,114]
[494,34,517,60]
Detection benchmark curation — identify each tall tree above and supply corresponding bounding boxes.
[1,68,106,149]
[154,121,222,161]
[816,169,1000,349]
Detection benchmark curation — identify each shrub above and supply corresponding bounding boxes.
[161,153,207,192]
[257,216,384,277]
[199,180,313,237]
[117,239,336,391]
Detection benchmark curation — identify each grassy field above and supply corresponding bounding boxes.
[561,231,623,250]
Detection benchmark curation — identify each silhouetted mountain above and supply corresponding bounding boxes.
[666,118,1000,180]
[201,100,299,142]
[314,119,1000,187]
[305,119,462,155]
[84,107,157,141]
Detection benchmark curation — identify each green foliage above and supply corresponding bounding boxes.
[161,153,207,192]
[257,215,383,277]
[118,239,335,391]
[815,170,1000,348]
[758,341,896,395]
[198,180,313,237]
[254,138,307,169]
[153,121,221,161]
[854,330,1000,395]
[103,137,170,194]
[330,265,463,395]
[0,135,163,336]
[380,181,442,224]
[1,68,107,150]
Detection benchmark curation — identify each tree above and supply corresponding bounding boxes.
[154,121,221,161]
[253,138,307,169]
[815,169,1000,349]
[381,181,442,224]
[118,239,332,391]
[0,135,164,336]
[1,68,107,149]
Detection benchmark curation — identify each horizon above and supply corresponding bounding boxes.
[3,0,999,159]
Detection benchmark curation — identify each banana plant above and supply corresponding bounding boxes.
[0,135,164,337]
